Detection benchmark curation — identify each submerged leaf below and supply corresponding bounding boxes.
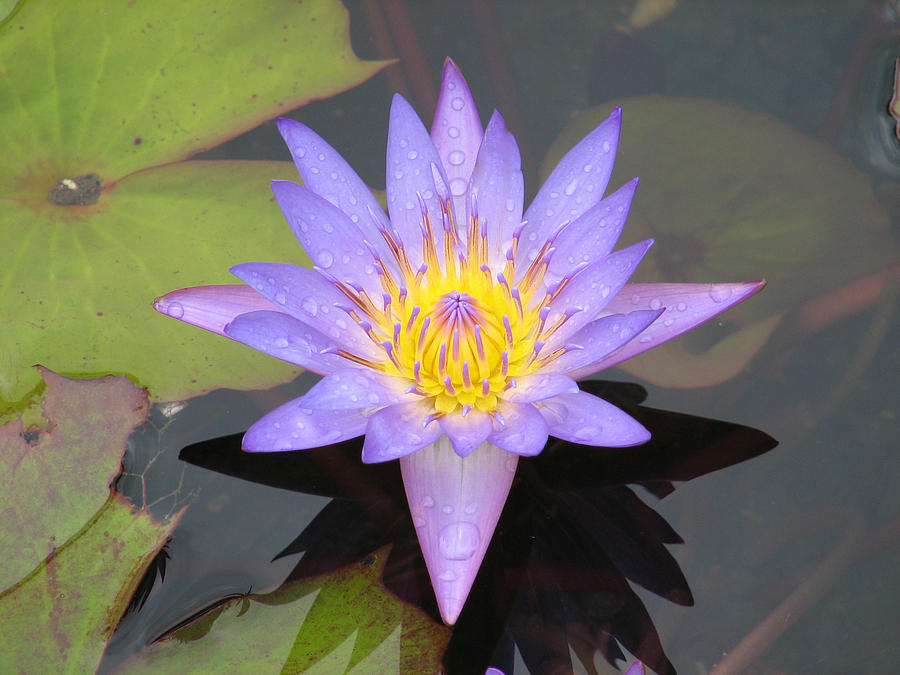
[543,96,897,385]
[0,0,386,405]
[117,546,450,674]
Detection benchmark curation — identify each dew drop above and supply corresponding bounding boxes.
[464,502,477,515]
[442,505,454,515]
[676,302,687,312]
[274,337,289,349]
[293,146,305,158]
[275,292,287,305]
[602,140,611,152]
[649,297,662,310]
[422,495,435,508]
[438,570,457,581]
[564,178,578,195]
[447,150,465,166]
[413,516,426,528]
[166,302,184,319]
[449,177,467,196]
[447,126,460,138]
[438,522,480,560]
[451,97,464,111]
[709,286,733,303]
[505,198,515,212]
[301,297,318,316]
[318,249,334,268]
[582,163,593,173]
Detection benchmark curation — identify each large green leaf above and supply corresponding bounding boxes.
[0,0,386,406]
[117,546,451,673]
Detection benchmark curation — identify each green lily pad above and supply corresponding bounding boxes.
[0,0,386,407]
[542,96,898,385]
[118,546,451,673]
[1,367,152,590]
[0,493,179,674]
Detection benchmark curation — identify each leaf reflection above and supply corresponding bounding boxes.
[177,380,776,674]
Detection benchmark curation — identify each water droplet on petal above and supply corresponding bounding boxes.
[709,286,733,303]
[449,177,467,196]
[442,505,454,514]
[438,522,480,560]
[676,301,687,312]
[166,302,184,319]
[451,97,464,111]
[602,140,611,152]
[413,516,426,528]
[438,569,457,581]
[448,126,460,138]
[649,297,662,310]
[407,150,418,160]
[564,178,578,195]
[294,146,306,158]
[318,250,334,268]
[275,292,287,304]
[464,502,477,515]
[301,297,318,316]
[422,496,435,508]
[274,337,289,349]
[447,150,465,166]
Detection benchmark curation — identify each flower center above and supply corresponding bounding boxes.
[323,191,576,415]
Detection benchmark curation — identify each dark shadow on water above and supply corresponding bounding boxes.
[139,379,776,674]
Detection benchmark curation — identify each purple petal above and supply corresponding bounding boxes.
[276,118,390,241]
[545,178,638,287]
[431,58,483,218]
[500,372,578,403]
[625,662,645,675]
[538,391,649,447]
[566,281,766,379]
[547,309,663,374]
[438,409,493,457]
[521,107,621,263]
[400,438,518,624]
[224,310,347,375]
[468,111,524,266]
[488,402,548,456]
[154,284,277,338]
[242,398,367,452]
[300,367,413,409]
[386,94,451,268]
[361,400,443,463]
[543,240,653,350]
[230,262,383,361]
[271,180,383,296]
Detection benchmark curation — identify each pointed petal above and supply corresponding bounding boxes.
[566,280,766,378]
[625,662,646,675]
[400,438,518,624]
[224,310,346,374]
[468,111,524,266]
[242,397,367,452]
[431,58,483,218]
[521,107,621,262]
[545,177,638,286]
[501,372,578,403]
[230,262,383,360]
[276,118,389,236]
[300,367,413,409]
[489,402,549,456]
[361,400,443,463]
[544,240,653,350]
[538,391,650,447]
[154,284,277,337]
[548,309,663,374]
[439,409,493,457]
[386,94,451,268]
[271,180,383,295]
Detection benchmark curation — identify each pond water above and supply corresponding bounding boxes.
[5,1,897,674]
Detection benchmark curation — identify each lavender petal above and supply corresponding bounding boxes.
[538,391,650,447]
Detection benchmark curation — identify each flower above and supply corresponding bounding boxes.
[155,58,764,625]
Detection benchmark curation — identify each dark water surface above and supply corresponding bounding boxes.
[103,2,899,673]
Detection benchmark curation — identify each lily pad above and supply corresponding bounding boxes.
[118,546,451,673]
[543,96,897,385]
[1,367,150,590]
[0,494,178,674]
[0,0,386,407]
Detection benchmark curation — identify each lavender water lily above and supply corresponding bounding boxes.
[155,59,763,625]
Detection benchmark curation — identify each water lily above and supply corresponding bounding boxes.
[155,58,763,625]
